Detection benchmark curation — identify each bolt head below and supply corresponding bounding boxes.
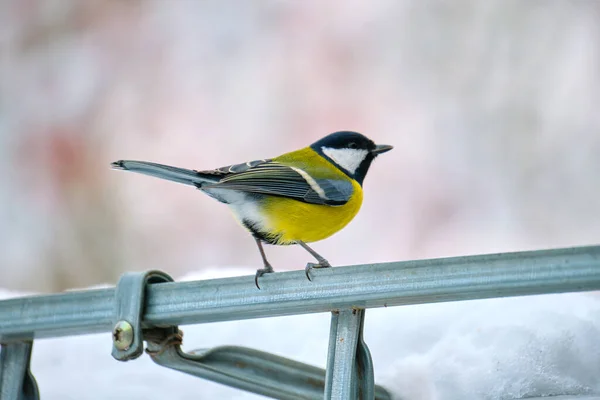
[113,320,134,350]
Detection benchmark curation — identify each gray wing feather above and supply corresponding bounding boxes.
[203,162,353,205]
[197,159,271,176]
[305,179,354,204]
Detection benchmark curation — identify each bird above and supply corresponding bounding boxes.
[111,131,392,289]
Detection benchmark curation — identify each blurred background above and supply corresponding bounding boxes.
[1,0,599,292]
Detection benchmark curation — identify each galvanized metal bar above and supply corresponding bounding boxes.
[324,313,339,398]
[0,342,39,400]
[324,310,362,399]
[149,341,326,400]
[324,309,382,400]
[355,311,377,400]
[1,245,600,342]
[144,326,391,399]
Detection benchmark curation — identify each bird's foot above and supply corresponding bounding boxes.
[254,264,274,289]
[304,259,332,281]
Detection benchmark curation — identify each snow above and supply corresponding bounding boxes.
[1,268,600,400]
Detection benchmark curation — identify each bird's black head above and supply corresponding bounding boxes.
[310,131,393,185]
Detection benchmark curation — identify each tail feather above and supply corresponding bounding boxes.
[111,160,217,187]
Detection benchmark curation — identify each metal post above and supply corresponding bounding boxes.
[324,309,376,400]
[355,311,376,400]
[0,342,39,400]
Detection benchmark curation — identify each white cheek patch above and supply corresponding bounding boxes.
[321,147,368,174]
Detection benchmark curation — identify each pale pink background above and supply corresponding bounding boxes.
[2,1,599,291]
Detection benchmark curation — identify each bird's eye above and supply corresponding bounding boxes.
[348,142,358,149]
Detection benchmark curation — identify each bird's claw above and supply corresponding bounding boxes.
[304,260,332,281]
[254,265,274,289]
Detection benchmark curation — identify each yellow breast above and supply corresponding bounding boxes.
[259,148,364,245]
[261,180,363,244]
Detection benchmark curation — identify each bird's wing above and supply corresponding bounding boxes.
[196,159,273,176]
[199,160,353,206]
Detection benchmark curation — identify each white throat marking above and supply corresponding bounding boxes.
[321,147,368,174]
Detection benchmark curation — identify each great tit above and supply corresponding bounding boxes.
[111,131,392,288]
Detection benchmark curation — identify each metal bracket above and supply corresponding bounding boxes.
[109,269,391,399]
[325,309,382,400]
[0,341,40,400]
[147,328,324,400]
[144,327,391,400]
[111,270,174,361]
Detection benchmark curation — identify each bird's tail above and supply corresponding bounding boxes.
[111,160,217,187]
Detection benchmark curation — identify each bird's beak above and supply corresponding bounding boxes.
[371,144,393,155]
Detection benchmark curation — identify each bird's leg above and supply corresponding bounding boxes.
[297,241,331,281]
[254,238,274,289]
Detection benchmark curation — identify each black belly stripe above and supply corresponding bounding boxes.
[241,219,284,245]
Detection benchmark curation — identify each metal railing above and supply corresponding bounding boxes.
[1,245,599,399]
